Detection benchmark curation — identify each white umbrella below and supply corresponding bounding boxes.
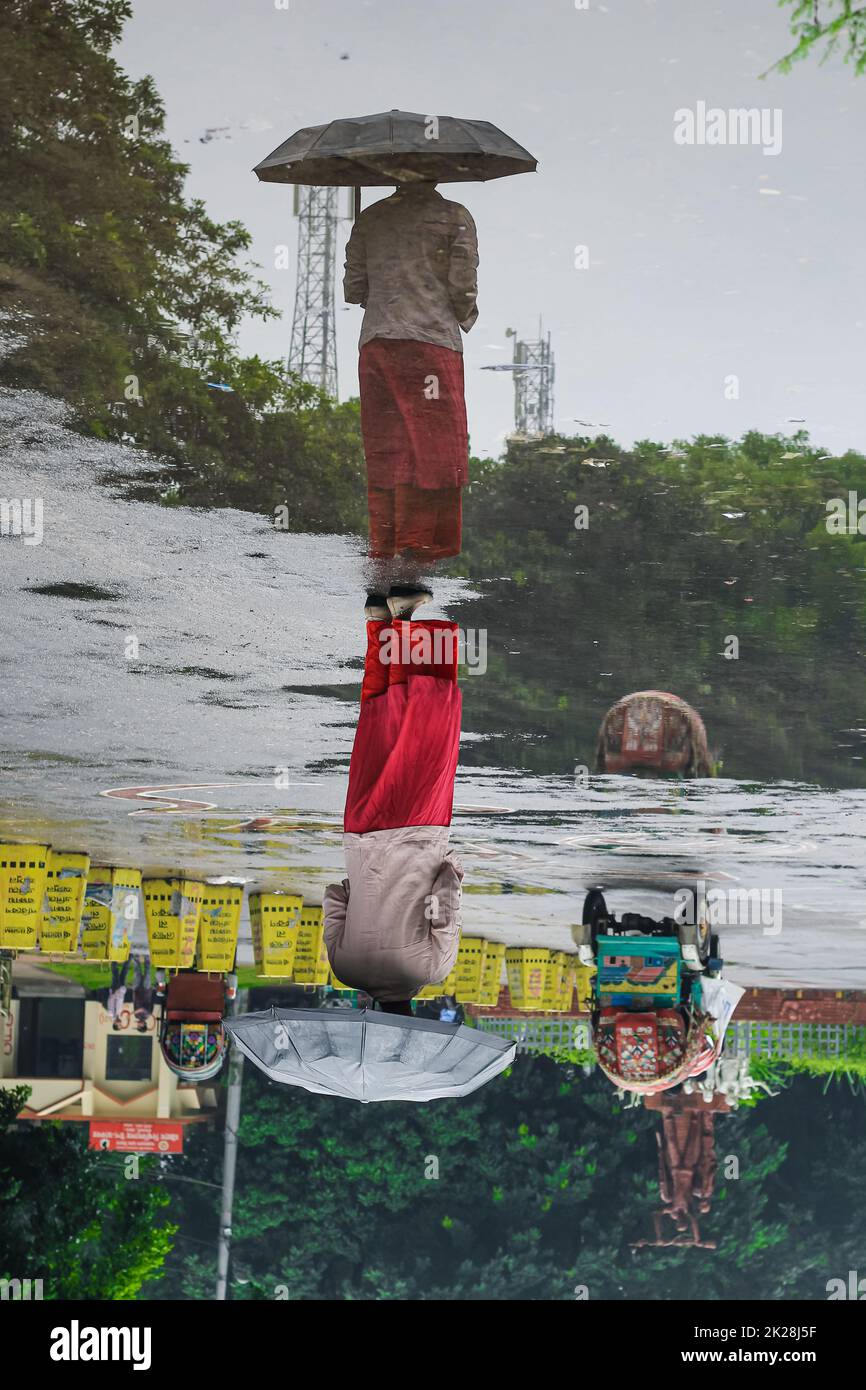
[224,1006,516,1103]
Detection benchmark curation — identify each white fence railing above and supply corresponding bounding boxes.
[476,1017,592,1054]
[478,1016,866,1065]
[726,1021,866,1059]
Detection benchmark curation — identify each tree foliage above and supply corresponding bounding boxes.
[0,0,367,529]
[454,430,866,785]
[145,1062,865,1301]
[0,1087,175,1299]
[769,0,866,76]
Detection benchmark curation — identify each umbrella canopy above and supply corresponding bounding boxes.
[254,109,537,186]
[224,1006,516,1103]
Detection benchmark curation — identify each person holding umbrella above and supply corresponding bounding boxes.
[343,176,478,564]
[322,585,463,1012]
[253,111,537,566]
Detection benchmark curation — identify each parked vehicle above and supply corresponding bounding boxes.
[154,970,233,1082]
[573,889,733,1095]
[595,691,712,777]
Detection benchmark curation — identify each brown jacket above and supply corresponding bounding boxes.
[343,184,479,353]
[323,826,463,1001]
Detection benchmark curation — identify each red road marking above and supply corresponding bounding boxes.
[100,782,315,815]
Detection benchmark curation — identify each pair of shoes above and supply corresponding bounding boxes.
[364,593,390,620]
[364,586,433,621]
[388,584,433,619]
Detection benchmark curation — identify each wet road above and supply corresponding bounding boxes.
[2,384,864,987]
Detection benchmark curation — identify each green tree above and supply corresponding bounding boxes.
[0,0,367,531]
[143,1059,866,1301]
[769,0,866,76]
[453,430,866,786]
[0,1087,175,1299]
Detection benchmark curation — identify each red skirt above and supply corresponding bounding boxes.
[345,620,461,833]
[359,338,469,491]
[367,483,462,561]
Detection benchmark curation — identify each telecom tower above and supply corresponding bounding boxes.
[288,185,339,399]
[509,324,555,436]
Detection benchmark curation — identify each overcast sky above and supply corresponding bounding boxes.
[120,0,866,460]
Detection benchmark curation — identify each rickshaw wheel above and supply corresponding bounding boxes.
[582,889,608,926]
[582,889,609,954]
[676,889,711,968]
[697,916,711,965]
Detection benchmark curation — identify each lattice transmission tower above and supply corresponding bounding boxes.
[288,185,340,399]
[510,324,555,436]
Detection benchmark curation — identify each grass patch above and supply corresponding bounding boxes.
[37,960,111,991]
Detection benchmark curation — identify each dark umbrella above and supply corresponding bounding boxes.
[254,108,537,187]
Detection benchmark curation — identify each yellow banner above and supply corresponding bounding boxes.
[293,905,330,985]
[197,884,243,973]
[478,940,505,1007]
[40,849,90,953]
[250,892,302,977]
[453,936,487,1004]
[505,947,551,1010]
[143,877,201,969]
[81,867,142,961]
[0,843,49,950]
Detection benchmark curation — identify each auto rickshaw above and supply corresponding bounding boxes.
[596,690,713,777]
[155,970,235,1082]
[573,889,727,1095]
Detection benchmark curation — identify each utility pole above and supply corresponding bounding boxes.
[215,988,247,1301]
